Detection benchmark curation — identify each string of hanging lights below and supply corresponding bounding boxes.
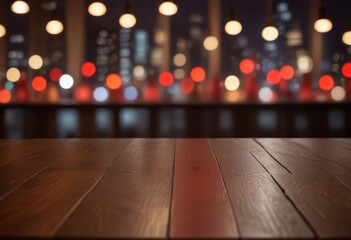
[314,0,333,33]
[119,0,137,29]
[224,4,242,36]
[261,0,279,41]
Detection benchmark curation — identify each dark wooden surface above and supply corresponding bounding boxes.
[0,139,351,239]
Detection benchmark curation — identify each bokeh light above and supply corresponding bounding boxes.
[32,76,47,92]
[225,20,242,35]
[203,36,219,51]
[342,31,351,45]
[11,0,30,14]
[88,1,107,17]
[46,20,64,35]
[81,62,96,77]
[124,86,139,101]
[49,68,63,82]
[280,65,295,80]
[93,87,109,102]
[239,59,255,74]
[174,69,185,79]
[190,67,206,82]
[267,70,281,85]
[258,87,274,103]
[297,55,313,74]
[133,65,146,80]
[173,53,187,67]
[159,1,178,16]
[331,86,346,101]
[5,82,14,90]
[28,55,44,70]
[6,68,21,82]
[262,26,279,41]
[106,74,122,90]
[59,74,74,89]
[224,75,240,91]
[342,62,351,78]
[0,24,6,38]
[180,78,195,95]
[75,85,92,102]
[319,75,334,91]
[314,18,333,33]
[0,89,11,104]
[119,13,137,28]
[159,71,174,87]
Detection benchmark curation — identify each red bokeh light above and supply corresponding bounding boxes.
[159,71,174,87]
[106,74,122,90]
[75,85,92,102]
[81,62,96,77]
[180,78,195,94]
[190,67,206,82]
[267,70,281,85]
[319,75,334,91]
[239,59,255,74]
[280,65,295,80]
[0,89,11,104]
[342,62,351,78]
[32,76,47,92]
[49,68,63,82]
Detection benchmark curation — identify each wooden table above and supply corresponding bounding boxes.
[0,139,350,239]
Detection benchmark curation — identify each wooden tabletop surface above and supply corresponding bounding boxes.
[0,139,350,239]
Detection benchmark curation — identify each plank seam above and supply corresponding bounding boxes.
[166,139,177,239]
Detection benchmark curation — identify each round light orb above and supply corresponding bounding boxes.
[28,55,44,70]
[124,86,138,101]
[173,53,187,67]
[0,24,6,38]
[46,20,64,35]
[11,0,30,14]
[262,26,279,41]
[297,55,313,74]
[203,36,219,51]
[259,87,274,103]
[224,75,240,91]
[93,87,109,102]
[59,74,74,89]
[224,20,242,35]
[331,86,346,102]
[314,18,333,33]
[119,13,137,28]
[88,1,107,17]
[342,31,351,45]
[6,67,21,82]
[174,69,185,79]
[159,1,178,16]
[133,65,146,80]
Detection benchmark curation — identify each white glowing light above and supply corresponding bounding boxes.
[133,65,146,80]
[262,26,279,41]
[297,55,313,74]
[46,20,64,35]
[11,1,30,14]
[224,75,240,91]
[93,87,109,102]
[159,1,178,16]
[28,55,43,70]
[6,68,21,82]
[88,2,107,17]
[224,20,242,35]
[203,36,219,51]
[314,18,333,33]
[331,86,346,101]
[119,13,137,28]
[59,74,74,89]
[124,86,138,101]
[259,87,274,103]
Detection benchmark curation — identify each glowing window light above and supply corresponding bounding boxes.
[258,87,274,103]
[297,55,313,74]
[49,68,63,82]
[159,71,174,87]
[280,65,295,80]
[119,14,136,29]
[81,62,96,77]
[203,36,219,51]
[75,85,92,102]
[262,26,279,41]
[180,78,195,95]
[32,76,47,92]
[331,86,346,102]
[0,89,12,104]
[28,55,43,70]
[342,31,351,45]
[46,20,64,35]
[0,24,6,38]
[133,65,146,80]
[159,0,178,16]
[224,75,240,91]
[319,75,334,91]
[225,20,242,36]
[88,1,107,17]
[239,59,255,74]
[59,74,74,89]
[106,74,123,90]
[93,87,109,102]
[11,0,30,14]
[6,67,21,82]
[190,67,206,83]
[267,70,281,85]
[173,53,187,67]
[124,86,138,101]
[342,62,351,78]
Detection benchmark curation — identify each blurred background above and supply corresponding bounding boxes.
[0,0,350,138]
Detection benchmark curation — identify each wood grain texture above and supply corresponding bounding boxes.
[210,139,313,238]
[170,139,238,238]
[0,169,102,237]
[56,139,175,239]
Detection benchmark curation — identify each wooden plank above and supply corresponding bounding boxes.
[52,139,131,170]
[0,169,102,237]
[210,139,313,239]
[56,139,175,239]
[170,139,238,238]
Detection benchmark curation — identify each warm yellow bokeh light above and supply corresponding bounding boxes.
[224,20,242,35]
[173,53,187,67]
[203,36,219,51]
[0,24,6,38]
[262,26,279,41]
[88,2,107,17]
[297,55,313,74]
[331,86,346,101]
[28,55,44,70]
[6,68,21,82]
[119,13,137,28]
[159,1,178,16]
[342,31,351,45]
[224,75,240,91]
[11,0,30,14]
[314,18,333,33]
[46,20,64,35]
